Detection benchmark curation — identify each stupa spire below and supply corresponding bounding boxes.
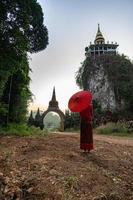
[94,23,105,44]
[98,23,100,32]
[48,87,59,109]
[35,107,41,121]
[28,110,34,126]
[51,86,56,101]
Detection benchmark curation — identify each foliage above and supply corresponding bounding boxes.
[0,0,48,125]
[64,110,80,130]
[76,57,95,90]
[1,55,32,124]
[96,122,133,136]
[76,54,133,116]
[0,0,48,54]
[92,99,104,127]
[0,123,49,137]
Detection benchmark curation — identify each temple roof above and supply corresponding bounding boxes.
[51,87,56,102]
[35,108,41,120]
[29,110,34,120]
[94,24,105,44]
[49,87,59,109]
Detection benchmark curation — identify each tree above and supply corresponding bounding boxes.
[0,0,48,124]
[64,110,80,130]
[1,54,32,123]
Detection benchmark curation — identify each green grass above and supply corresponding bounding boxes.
[0,124,51,137]
[95,122,133,137]
[63,176,78,200]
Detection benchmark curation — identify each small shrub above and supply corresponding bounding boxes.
[63,176,78,200]
[65,127,80,133]
[64,176,78,191]
[96,122,133,136]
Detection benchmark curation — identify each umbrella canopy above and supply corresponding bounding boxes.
[68,91,92,112]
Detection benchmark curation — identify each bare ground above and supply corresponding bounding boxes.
[0,132,133,200]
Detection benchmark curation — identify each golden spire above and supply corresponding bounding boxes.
[98,23,100,32]
[94,24,105,44]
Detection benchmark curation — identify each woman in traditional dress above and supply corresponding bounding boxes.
[68,91,94,152]
[80,104,93,152]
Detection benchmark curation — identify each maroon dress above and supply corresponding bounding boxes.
[80,105,93,151]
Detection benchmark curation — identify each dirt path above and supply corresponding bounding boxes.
[94,133,133,146]
[60,132,133,146]
[0,133,133,200]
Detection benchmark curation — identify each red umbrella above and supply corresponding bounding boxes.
[68,91,92,112]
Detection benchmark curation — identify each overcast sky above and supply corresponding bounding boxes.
[29,0,133,112]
